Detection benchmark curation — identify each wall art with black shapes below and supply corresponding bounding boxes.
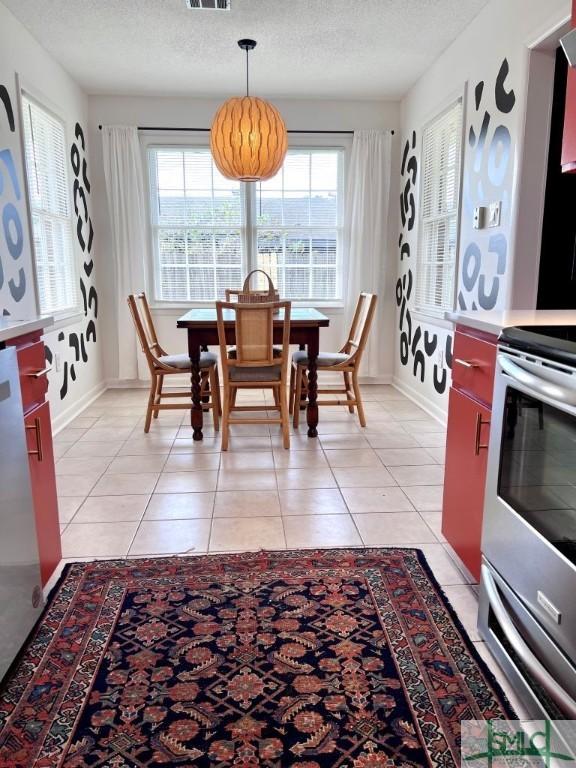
[458,58,516,311]
[0,80,35,318]
[44,122,98,400]
[396,130,453,395]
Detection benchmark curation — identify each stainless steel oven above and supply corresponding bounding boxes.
[479,331,576,718]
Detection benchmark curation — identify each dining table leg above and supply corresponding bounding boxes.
[298,344,307,411]
[188,330,204,441]
[306,329,320,438]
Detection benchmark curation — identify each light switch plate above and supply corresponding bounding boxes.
[473,206,486,229]
[487,201,501,228]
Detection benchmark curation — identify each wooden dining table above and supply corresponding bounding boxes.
[177,307,330,441]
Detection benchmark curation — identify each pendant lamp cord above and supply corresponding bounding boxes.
[246,47,250,97]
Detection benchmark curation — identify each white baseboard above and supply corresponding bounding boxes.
[358,374,393,385]
[391,375,448,426]
[51,381,108,435]
[106,374,394,388]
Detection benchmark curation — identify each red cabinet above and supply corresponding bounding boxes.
[442,325,497,581]
[6,330,61,586]
[25,401,61,585]
[442,389,491,580]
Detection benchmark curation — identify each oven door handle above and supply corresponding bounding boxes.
[499,354,576,407]
[482,564,576,718]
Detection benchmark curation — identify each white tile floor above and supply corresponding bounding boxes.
[51,383,528,716]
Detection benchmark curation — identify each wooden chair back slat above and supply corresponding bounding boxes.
[344,293,377,363]
[138,293,160,350]
[127,293,154,371]
[127,292,168,370]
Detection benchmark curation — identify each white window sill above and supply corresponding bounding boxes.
[411,309,454,331]
[150,302,345,315]
[45,310,84,333]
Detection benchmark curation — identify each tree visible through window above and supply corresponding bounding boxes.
[148,147,343,302]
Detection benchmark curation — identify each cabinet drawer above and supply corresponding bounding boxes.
[452,329,497,406]
[18,342,49,412]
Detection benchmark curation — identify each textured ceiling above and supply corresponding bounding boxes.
[2,0,490,99]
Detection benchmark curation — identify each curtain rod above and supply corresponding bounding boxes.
[97,125,394,135]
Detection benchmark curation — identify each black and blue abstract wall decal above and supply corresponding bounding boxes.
[0,82,28,315]
[459,57,516,311]
[51,122,98,400]
[396,130,453,394]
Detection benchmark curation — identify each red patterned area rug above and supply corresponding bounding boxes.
[0,548,514,767]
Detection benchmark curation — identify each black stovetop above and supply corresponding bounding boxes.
[499,325,576,366]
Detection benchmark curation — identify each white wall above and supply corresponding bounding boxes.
[87,95,401,385]
[0,3,105,427]
[394,0,570,421]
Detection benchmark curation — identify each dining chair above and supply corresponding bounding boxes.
[290,292,377,428]
[216,299,291,450]
[127,293,221,433]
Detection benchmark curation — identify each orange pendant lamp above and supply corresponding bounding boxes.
[210,39,288,182]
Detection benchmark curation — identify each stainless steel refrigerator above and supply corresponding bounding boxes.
[0,346,43,681]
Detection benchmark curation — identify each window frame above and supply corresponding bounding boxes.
[414,92,466,321]
[143,133,349,309]
[19,88,80,322]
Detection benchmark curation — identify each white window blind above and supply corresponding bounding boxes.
[255,150,341,301]
[22,96,77,316]
[149,148,243,301]
[148,147,343,303]
[415,99,463,316]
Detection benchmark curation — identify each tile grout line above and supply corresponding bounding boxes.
[207,443,224,553]
[319,422,366,547]
[123,420,178,557]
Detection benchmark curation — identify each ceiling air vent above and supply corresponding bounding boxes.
[185,0,230,9]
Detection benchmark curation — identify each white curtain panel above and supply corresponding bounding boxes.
[102,126,148,380]
[344,129,392,379]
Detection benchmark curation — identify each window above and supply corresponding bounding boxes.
[255,151,341,301]
[415,99,463,316]
[148,146,343,303]
[149,148,244,302]
[22,96,77,316]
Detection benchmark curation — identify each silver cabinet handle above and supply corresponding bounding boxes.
[27,366,51,378]
[454,358,479,369]
[482,564,576,718]
[499,354,576,407]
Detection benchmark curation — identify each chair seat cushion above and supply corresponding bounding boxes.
[157,351,217,370]
[292,350,351,367]
[229,365,281,382]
